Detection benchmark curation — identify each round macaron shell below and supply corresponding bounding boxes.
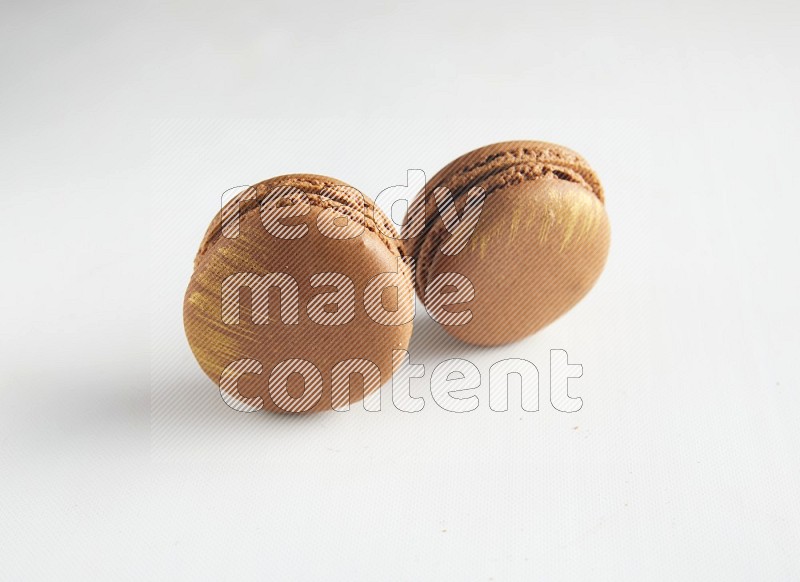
[425,178,610,345]
[405,142,609,346]
[184,175,413,413]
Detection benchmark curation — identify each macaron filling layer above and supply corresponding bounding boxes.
[197,175,403,266]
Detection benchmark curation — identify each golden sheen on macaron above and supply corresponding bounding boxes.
[404,141,610,346]
[184,174,414,413]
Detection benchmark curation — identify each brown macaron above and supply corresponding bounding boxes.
[404,141,610,346]
[184,174,414,413]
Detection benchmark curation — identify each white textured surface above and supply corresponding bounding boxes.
[1,1,799,580]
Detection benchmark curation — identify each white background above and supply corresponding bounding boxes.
[1,0,799,580]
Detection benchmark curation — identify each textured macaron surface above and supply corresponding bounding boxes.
[184,175,413,412]
[197,174,403,264]
[406,142,604,296]
[405,142,610,346]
